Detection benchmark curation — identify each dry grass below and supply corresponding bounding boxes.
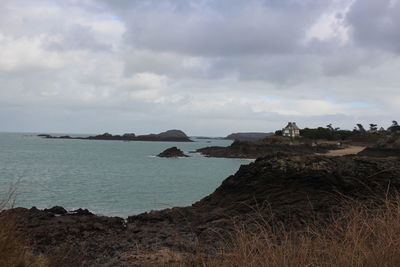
[0,182,89,267]
[0,183,47,267]
[198,197,400,267]
[0,220,48,267]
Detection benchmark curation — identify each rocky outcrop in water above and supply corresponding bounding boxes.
[2,154,400,265]
[135,130,192,142]
[158,147,189,158]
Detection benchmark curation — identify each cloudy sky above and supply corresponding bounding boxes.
[0,0,399,136]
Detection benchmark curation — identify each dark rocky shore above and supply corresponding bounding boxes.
[2,153,400,265]
[38,129,193,142]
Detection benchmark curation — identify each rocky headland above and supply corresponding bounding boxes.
[157,147,189,158]
[2,153,400,265]
[197,136,342,159]
[38,129,193,142]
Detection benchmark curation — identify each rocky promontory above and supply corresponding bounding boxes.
[197,137,341,158]
[2,153,400,265]
[37,129,193,142]
[157,147,189,158]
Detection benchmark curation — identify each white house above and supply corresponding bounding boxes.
[282,122,300,138]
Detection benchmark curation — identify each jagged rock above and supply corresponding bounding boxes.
[157,147,189,158]
[0,207,126,264]
[44,206,67,215]
[70,208,94,216]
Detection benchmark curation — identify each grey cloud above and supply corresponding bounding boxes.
[321,48,385,77]
[0,0,112,52]
[209,54,319,84]
[106,0,364,84]
[103,0,328,56]
[346,0,400,53]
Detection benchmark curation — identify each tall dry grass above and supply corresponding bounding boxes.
[200,196,400,267]
[0,181,48,267]
[0,220,47,267]
[0,182,88,267]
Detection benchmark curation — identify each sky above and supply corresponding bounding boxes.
[0,0,399,136]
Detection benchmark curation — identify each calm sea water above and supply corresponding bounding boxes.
[0,133,250,217]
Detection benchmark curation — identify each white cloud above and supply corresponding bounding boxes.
[0,34,63,71]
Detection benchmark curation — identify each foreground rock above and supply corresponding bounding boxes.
[0,206,127,265]
[38,129,193,142]
[158,147,189,158]
[2,154,400,265]
[128,154,400,249]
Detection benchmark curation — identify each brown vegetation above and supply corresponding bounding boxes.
[0,219,47,267]
[0,183,87,267]
[194,196,400,266]
[0,185,47,267]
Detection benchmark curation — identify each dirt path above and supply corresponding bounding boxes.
[319,146,366,156]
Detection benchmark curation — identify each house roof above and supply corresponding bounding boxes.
[283,122,300,130]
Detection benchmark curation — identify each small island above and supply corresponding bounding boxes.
[38,129,193,142]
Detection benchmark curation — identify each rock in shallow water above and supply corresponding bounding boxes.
[157,147,189,158]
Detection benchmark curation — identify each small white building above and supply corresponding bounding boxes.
[282,122,300,138]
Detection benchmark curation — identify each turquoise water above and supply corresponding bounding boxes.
[0,133,250,217]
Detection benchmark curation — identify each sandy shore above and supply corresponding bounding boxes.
[320,146,366,156]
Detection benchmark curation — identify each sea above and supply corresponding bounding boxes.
[0,132,251,217]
